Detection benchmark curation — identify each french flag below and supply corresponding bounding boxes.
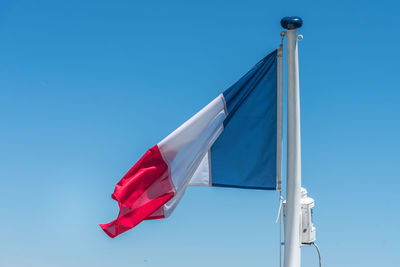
[100,49,282,238]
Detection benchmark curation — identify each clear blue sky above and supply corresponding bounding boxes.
[0,0,399,266]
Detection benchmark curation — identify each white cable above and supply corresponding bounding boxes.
[275,193,283,223]
[276,191,283,267]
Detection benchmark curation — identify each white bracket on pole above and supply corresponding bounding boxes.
[281,16,303,267]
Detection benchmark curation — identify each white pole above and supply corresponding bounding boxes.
[281,16,303,267]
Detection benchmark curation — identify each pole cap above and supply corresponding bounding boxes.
[280,16,303,30]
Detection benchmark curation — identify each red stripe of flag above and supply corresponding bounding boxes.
[100,145,175,238]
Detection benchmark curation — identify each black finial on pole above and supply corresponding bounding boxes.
[281,16,303,30]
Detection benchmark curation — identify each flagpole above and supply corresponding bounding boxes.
[281,16,303,267]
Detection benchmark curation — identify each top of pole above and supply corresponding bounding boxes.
[281,16,303,30]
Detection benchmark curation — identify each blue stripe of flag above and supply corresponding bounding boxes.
[211,50,278,190]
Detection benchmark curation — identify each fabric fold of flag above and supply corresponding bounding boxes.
[101,49,281,238]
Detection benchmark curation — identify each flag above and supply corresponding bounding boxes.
[100,49,282,238]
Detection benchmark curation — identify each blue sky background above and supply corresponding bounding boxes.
[0,0,399,266]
